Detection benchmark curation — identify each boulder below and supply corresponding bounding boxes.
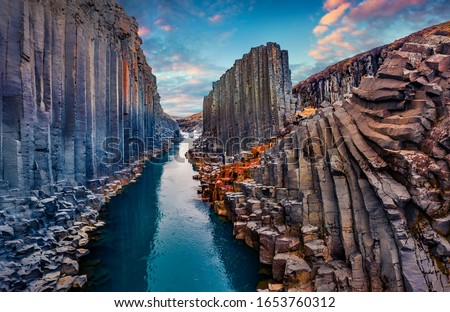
[258,228,279,264]
[56,276,75,292]
[0,225,14,237]
[284,256,311,285]
[426,54,450,72]
[61,257,79,276]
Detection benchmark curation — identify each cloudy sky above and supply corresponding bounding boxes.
[117,0,450,117]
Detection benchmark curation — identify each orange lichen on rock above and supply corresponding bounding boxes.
[296,107,317,118]
[190,143,271,204]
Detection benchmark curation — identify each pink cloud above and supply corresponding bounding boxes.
[161,25,173,32]
[323,0,348,10]
[318,26,355,50]
[351,28,367,36]
[313,25,329,36]
[170,62,207,76]
[138,26,151,37]
[319,2,351,25]
[187,79,203,86]
[208,14,223,22]
[308,45,333,61]
[309,25,356,61]
[349,0,426,21]
[154,18,164,25]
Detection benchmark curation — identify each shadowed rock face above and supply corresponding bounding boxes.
[0,0,178,193]
[0,0,178,291]
[218,23,450,291]
[203,43,296,154]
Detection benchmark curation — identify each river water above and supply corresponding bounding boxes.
[79,141,260,291]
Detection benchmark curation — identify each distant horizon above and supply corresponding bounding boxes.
[117,0,450,117]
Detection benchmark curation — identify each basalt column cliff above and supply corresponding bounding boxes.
[0,0,178,291]
[0,0,178,191]
[196,22,450,291]
[203,43,296,153]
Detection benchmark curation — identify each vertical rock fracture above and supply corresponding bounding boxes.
[197,22,450,292]
[0,0,178,291]
[203,43,296,154]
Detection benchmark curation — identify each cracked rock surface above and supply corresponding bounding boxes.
[0,0,178,291]
[201,22,450,292]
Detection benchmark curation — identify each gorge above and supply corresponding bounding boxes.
[79,142,260,291]
[0,0,449,293]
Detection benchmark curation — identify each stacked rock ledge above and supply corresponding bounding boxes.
[192,22,450,292]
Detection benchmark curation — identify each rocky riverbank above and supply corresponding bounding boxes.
[193,22,450,292]
[0,147,173,292]
[188,139,312,292]
[0,0,179,291]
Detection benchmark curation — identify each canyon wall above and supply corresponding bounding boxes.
[203,43,295,154]
[0,0,178,194]
[0,0,178,291]
[293,22,450,108]
[196,22,450,291]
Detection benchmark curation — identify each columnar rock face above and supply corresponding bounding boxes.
[203,43,295,154]
[200,23,450,291]
[0,0,178,291]
[293,22,450,108]
[0,0,178,193]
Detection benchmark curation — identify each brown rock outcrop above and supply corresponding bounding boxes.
[195,22,450,292]
[293,21,450,108]
[175,112,203,133]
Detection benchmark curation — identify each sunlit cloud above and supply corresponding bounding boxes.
[154,18,164,25]
[208,14,223,22]
[308,45,333,61]
[351,28,367,36]
[138,26,151,37]
[117,0,450,115]
[307,0,444,68]
[187,79,203,86]
[349,0,426,21]
[317,26,355,50]
[313,25,328,36]
[319,2,350,25]
[160,24,173,31]
[311,1,351,38]
[162,94,207,117]
[170,62,208,76]
[323,0,347,10]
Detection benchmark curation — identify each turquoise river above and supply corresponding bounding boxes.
[79,141,260,291]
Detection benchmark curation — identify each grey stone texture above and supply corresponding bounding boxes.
[0,0,178,291]
[207,22,450,292]
[203,43,296,154]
